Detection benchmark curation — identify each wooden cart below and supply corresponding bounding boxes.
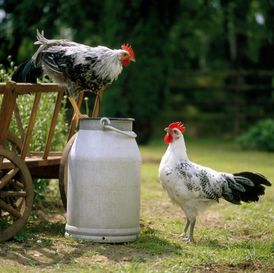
[0,81,84,242]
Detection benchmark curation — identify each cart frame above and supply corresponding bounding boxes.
[0,81,84,242]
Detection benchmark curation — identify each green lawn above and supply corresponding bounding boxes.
[0,139,273,272]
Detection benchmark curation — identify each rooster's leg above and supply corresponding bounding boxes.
[188,219,196,243]
[179,218,190,238]
[69,96,88,125]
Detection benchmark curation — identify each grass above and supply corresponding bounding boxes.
[0,138,273,272]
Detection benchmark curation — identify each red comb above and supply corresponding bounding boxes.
[168,122,186,133]
[121,43,135,59]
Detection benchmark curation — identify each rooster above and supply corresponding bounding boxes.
[159,122,271,242]
[12,30,135,123]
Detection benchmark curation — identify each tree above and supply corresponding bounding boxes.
[100,0,180,143]
[0,0,273,140]
[0,0,61,63]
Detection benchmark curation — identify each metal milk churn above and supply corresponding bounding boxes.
[65,117,141,242]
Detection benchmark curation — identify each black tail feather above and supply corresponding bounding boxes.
[222,172,271,204]
[12,60,42,83]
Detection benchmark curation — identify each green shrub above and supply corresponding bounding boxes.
[238,119,274,152]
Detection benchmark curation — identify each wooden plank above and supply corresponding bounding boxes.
[0,82,17,145]
[0,82,17,170]
[43,90,64,159]
[29,151,62,157]
[1,159,60,179]
[20,92,41,159]
[25,158,61,168]
[28,165,60,179]
[1,155,61,170]
[0,82,66,94]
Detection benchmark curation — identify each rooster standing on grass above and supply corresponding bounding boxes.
[12,30,135,123]
[159,122,271,243]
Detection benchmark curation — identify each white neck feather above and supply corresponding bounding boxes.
[94,49,124,82]
[159,135,189,177]
[160,135,188,172]
[166,135,188,161]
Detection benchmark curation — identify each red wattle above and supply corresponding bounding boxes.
[164,133,172,144]
[121,59,130,66]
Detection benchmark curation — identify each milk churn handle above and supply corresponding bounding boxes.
[100,117,137,138]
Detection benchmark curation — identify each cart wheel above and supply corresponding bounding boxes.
[59,133,77,211]
[6,132,22,154]
[0,147,33,242]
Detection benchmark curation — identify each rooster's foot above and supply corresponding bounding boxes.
[79,114,89,119]
[179,233,188,239]
[73,113,89,127]
[179,234,195,243]
[186,237,195,243]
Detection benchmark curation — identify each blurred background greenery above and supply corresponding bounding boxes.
[0,0,274,145]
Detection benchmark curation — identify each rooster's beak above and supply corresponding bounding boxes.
[131,57,136,62]
[164,127,168,132]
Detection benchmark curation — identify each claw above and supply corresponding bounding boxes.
[72,112,89,127]
[179,232,188,239]
[186,237,195,243]
[69,96,89,126]
[179,218,196,243]
[79,114,89,119]
[179,235,194,243]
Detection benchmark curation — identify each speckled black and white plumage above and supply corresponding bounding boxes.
[159,124,271,242]
[12,31,130,99]
[33,31,129,98]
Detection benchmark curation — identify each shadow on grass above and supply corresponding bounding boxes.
[131,233,183,255]
[0,220,183,269]
[195,239,229,249]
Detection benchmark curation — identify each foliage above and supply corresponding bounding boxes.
[1,0,274,140]
[99,1,178,143]
[238,118,274,152]
[0,56,15,80]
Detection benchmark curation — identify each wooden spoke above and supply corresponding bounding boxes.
[12,181,24,189]
[0,168,19,190]
[0,191,26,198]
[0,147,33,242]
[0,199,22,219]
[16,197,25,212]
[0,155,4,170]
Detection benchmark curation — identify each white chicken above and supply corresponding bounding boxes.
[159,122,271,242]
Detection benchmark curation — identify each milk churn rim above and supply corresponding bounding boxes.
[83,117,135,121]
[79,117,136,137]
